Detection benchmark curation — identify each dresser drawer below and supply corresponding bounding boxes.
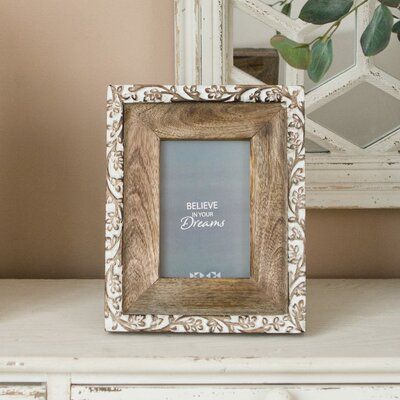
[0,384,46,400]
[71,385,400,400]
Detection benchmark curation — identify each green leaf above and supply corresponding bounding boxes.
[394,21,400,42]
[270,35,311,70]
[282,3,292,17]
[361,5,393,56]
[379,0,400,7]
[299,0,353,24]
[308,38,333,83]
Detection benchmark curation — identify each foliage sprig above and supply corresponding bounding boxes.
[270,0,400,82]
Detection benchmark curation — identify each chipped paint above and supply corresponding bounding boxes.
[5,361,25,367]
[0,385,46,399]
[71,385,400,400]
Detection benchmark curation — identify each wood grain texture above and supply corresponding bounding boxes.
[122,102,288,315]
[129,102,283,139]
[126,278,282,315]
[251,109,288,312]
[122,106,160,312]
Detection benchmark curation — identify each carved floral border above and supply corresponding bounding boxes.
[105,85,306,333]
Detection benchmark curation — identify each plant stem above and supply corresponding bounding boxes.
[326,21,341,39]
[306,0,369,45]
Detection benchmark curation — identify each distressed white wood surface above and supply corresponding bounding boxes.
[306,154,400,208]
[0,279,399,384]
[71,385,400,400]
[0,384,46,400]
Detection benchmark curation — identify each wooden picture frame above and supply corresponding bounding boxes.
[105,85,306,333]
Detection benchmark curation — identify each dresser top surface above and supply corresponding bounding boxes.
[0,279,399,374]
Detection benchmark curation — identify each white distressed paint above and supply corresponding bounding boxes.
[1,280,400,379]
[0,384,46,400]
[70,385,400,400]
[46,375,70,400]
[1,280,400,397]
[174,0,201,84]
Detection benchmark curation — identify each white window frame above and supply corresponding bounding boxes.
[174,0,400,208]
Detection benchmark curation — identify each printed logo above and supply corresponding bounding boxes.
[189,272,222,278]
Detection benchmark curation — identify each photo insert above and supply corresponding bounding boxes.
[160,140,250,278]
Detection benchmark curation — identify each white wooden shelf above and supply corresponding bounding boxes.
[0,279,399,399]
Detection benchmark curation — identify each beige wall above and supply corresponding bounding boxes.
[0,0,399,279]
[307,210,400,278]
[0,0,174,278]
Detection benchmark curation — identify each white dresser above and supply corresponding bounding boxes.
[0,279,399,400]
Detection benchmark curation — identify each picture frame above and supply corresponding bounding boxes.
[105,85,306,333]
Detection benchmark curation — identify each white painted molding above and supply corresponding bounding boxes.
[71,385,400,400]
[175,0,228,85]
[47,375,70,400]
[305,67,362,113]
[232,0,305,37]
[305,118,363,154]
[307,154,400,208]
[0,384,46,400]
[175,0,201,84]
[1,355,399,381]
[174,0,400,208]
